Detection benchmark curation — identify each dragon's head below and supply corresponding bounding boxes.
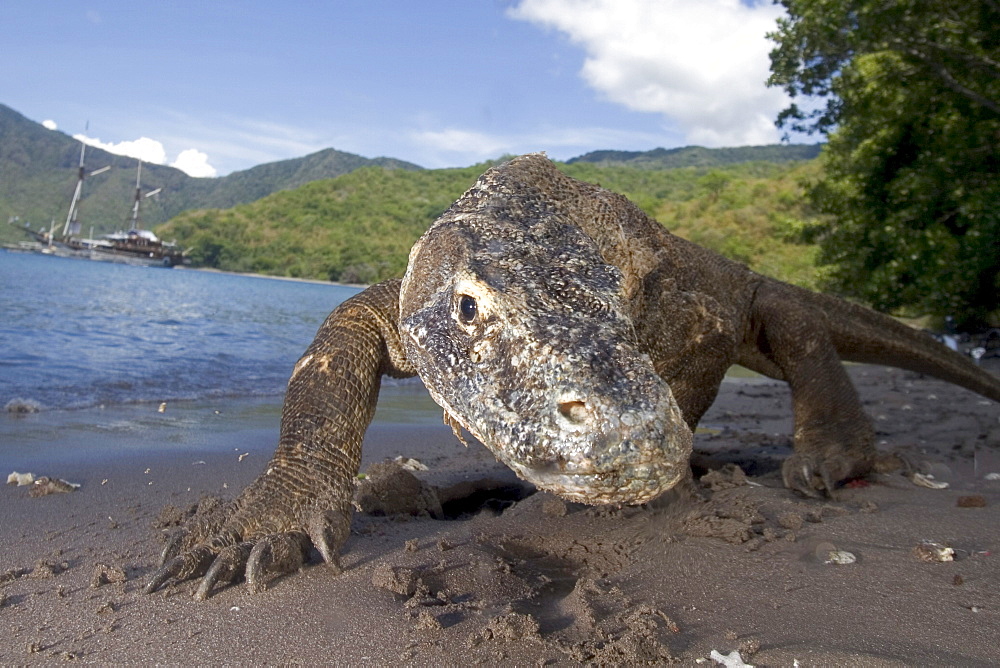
[400,154,692,505]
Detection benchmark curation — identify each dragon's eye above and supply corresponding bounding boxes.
[458,295,478,323]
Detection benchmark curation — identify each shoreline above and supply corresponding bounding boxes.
[1,364,998,664]
[1,381,443,472]
[0,246,365,289]
[176,264,365,289]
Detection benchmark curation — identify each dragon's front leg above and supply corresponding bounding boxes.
[145,280,414,598]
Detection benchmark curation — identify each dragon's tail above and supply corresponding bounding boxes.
[803,289,1000,403]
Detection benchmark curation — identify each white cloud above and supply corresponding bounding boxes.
[42,119,58,130]
[74,134,167,164]
[508,0,789,147]
[72,133,218,177]
[171,148,217,178]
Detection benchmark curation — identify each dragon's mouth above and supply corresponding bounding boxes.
[505,457,687,506]
[452,390,694,506]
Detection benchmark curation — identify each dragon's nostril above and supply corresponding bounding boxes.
[558,400,589,424]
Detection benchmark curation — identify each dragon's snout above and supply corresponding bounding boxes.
[503,386,693,506]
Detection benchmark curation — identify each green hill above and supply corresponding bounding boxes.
[562,160,824,289]
[0,103,421,244]
[158,163,492,282]
[158,159,824,288]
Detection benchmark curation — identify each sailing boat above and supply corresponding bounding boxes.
[89,160,187,267]
[14,139,110,255]
[12,138,187,267]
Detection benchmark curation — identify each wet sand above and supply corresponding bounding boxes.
[2,364,998,665]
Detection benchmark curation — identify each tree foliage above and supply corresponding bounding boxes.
[768,1,1000,326]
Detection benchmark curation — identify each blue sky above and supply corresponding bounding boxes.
[2,1,800,177]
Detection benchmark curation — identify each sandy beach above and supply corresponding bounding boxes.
[2,363,998,665]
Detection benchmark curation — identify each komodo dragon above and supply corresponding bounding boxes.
[146,153,1000,599]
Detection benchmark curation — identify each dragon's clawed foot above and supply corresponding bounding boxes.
[143,541,218,596]
[781,451,860,498]
[144,504,349,599]
[783,448,942,498]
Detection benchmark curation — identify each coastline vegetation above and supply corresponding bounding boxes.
[156,159,824,288]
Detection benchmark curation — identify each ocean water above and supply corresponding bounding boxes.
[0,249,775,470]
[0,250,768,415]
[0,249,368,411]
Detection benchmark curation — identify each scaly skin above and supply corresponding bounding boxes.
[145,280,415,599]
[146,154,1000,598]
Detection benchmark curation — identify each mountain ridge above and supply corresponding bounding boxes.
[0,104,820,264]
[568,144,822,168]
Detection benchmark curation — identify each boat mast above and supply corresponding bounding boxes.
[128,160,162,231]
[129,160,143,230]
[61,142,87,239]
[61,137,110,240]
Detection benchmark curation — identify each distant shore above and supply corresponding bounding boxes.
[0,246,367,290]
[177,264,366,289]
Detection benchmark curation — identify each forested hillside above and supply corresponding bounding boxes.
[0,104,420,244]
[157,158,824,287]
[158,164,491,283]
[565,160,824,289]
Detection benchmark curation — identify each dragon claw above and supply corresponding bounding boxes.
[142,564,176,596]
[145,529,317,598]
[194,542,254,600]
[307,509,350,575]
[145,532,313,599]
[144,544,215,595]
[781,452,851,499]
[157,529,188,567]
[246,532,309,594]
[144,497,342,598]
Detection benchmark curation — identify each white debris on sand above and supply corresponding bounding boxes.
[710,649,754,667]
[913,540,954,562]
[393,456,429,471]
[29,477,80,497]
[7,471,35,486]
[5,398,42,413]
[824,550,858,565]
[911,472,949,489]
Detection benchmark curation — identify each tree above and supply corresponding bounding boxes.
[768,1,1000,327]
